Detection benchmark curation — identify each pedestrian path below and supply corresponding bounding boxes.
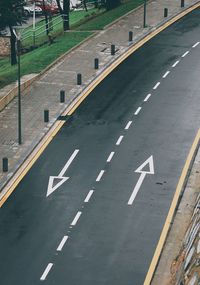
[0,0,199,194]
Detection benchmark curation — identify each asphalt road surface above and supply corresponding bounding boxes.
[1,8,200,285]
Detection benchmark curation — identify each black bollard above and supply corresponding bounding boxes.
[44,109,49,122]
[164,8,168,17]
[181,0,184,7]
[60,90,65,103]
[94,58,99,70]
[111,44,115,56]
[2,157,8,172]
[129,31,133,42]
[77,73,82,85]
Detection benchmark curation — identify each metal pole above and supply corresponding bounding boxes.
[17,39,22,145]
[143,0,147,28]
[33,1,36,46]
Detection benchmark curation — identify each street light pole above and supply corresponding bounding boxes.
[143,0,147,28]
[17,39,22,145]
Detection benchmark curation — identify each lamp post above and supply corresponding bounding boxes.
[143,0,147,28]
[13,28,22,145]
[17,38,22,145]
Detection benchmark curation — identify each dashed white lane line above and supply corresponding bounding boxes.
[71,211,82,226]
[125,121,132,130]
[144,94,151,102]
[182,51,189,57]
[162,71,170,78]
[57,236,69,252]
[134,107,142,115]
[153,82,160,90]
[192,42,200,48]
[172,60,179,67]
[40,263,54,281]
[116,135,124,145]
[84,190,94,203]
[107,151,115,162]
[96,170,105,181]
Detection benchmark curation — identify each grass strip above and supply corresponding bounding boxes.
[76,0,144,30]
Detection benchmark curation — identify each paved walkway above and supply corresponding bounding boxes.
[0,0,199,194]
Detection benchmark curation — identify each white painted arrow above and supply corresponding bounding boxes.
[46,149,79,197]
[127,155,154,205]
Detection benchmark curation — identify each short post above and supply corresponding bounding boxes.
[60,90,65,103]
[2,158,8,172]
[94,58,99,70]
[77,73,82,85]
[111,44,115,56]
[181,0,184,7]
[164,8,168,17]
[129,31,133,42]
[44,109,49,122]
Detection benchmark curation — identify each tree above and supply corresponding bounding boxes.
[82,0,88,11]
[0,0,25,65]
[55,0,70,31]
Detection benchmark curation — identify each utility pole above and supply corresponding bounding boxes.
[63,0,70,31]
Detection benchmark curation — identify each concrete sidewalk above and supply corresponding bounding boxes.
[0,0,199,196]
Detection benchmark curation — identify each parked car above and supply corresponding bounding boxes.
[23,5,43,17]
[32,0,60,15]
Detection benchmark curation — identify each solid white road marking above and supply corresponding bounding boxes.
[96,170,105,181]
[134,107,142,115]
[107,152,115,162]
[162,71,170,78]
[40,263,53,281]
[172,60,179,67]
[84,190,94,203]
[46,149,79,197]
[125,121,132,130]
[71,211,82,226]
[128,156,155,205]
[116,135,124,145]
[57,236,69,251]
[153,82,160,90]
[192,42,200,48]
[144,94,151,102]
[182,51,189,57]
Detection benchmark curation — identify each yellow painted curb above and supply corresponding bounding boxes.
[1,2,200,208]
[143,129,200,285]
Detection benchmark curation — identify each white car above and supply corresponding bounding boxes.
[23,5,43,17]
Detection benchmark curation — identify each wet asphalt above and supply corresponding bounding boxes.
[1,8,200,285]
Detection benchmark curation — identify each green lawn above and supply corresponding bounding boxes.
[0,0,144,89]
[77,0,144,30]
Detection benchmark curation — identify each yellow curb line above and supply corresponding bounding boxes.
[143,129,200,285]
[0,2,200,209]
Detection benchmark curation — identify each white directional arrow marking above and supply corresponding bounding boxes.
[46,149,79,197]
[127,155,154,205]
